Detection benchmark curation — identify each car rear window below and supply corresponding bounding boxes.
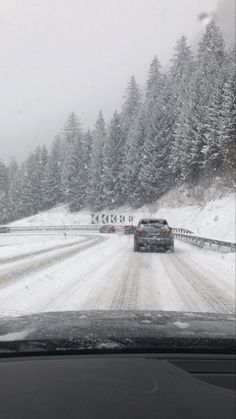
[140,220,167,225]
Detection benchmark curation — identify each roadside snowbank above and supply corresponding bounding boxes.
[8,193,235,242]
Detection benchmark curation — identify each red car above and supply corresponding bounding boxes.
[99,225,116,233]
[124,225,136,235]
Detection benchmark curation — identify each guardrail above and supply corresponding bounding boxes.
[173,231,236,252]
[4,225,100,231]
[2,225,126,232]
[2,225,235,252]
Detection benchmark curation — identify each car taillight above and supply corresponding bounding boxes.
[136,228,144,236]
[165,228,172,236]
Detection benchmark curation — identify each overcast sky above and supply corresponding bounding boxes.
[0,0,219,163]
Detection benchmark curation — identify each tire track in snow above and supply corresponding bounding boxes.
[78,238,141,310]
[0,235,89,265]
[81,240,234,313]
[110,254,140,310]
[0,236,105,289]
[167,254,235,314]
[160,255,205,312]
[42,242,127,312]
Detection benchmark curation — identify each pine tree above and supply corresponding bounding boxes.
[172,80,199,183]
[19,150,41,215]
[201,74,225,176]
[123,107,148,206]
[195,21,226,179]
[0,160,10,224]
[9,164,27,220]
[42,136,63,209]
[41,145,48,166]
[174,21,226,184]
[37,145,48,211]
[139,100,170,203]
[83,130,93,207]
[170,35,194,89]
[8,159,18,182]
[61,112,83,204]
[103,111,126,207]
[121,76,142,134]
[218,47,236,181]
[67,135,87,211]
[87,110,107,210]
[123,62,162,205]
[62,111,81,144]
[169,36,195,180]
[146,56,162,103]
[139,69,174,203]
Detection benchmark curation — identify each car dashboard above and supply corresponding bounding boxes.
[0,352,235,419]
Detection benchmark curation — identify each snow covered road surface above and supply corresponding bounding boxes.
[0,231,88,261]
[0,234,234,316]
[0,234,105,288]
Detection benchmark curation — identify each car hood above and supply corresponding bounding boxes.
[0,310,235,355]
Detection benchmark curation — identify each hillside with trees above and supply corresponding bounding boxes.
[0,21,235,224]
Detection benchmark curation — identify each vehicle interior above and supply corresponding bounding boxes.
[0,0,235,418]
[0,348,235,419]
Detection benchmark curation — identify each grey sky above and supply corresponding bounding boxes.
[0,0,219,163]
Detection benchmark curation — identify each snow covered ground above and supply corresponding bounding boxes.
[0,191,234,317]
[0,233,234,317]
[8,192,235,242]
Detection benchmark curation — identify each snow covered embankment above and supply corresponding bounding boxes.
[154,193,235,242]
[9,192,235,243]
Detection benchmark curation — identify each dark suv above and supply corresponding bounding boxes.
[134,218,174,252]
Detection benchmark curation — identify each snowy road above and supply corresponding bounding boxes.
[0,233,235,316]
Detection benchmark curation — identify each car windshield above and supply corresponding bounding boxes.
[0,0,235,354]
